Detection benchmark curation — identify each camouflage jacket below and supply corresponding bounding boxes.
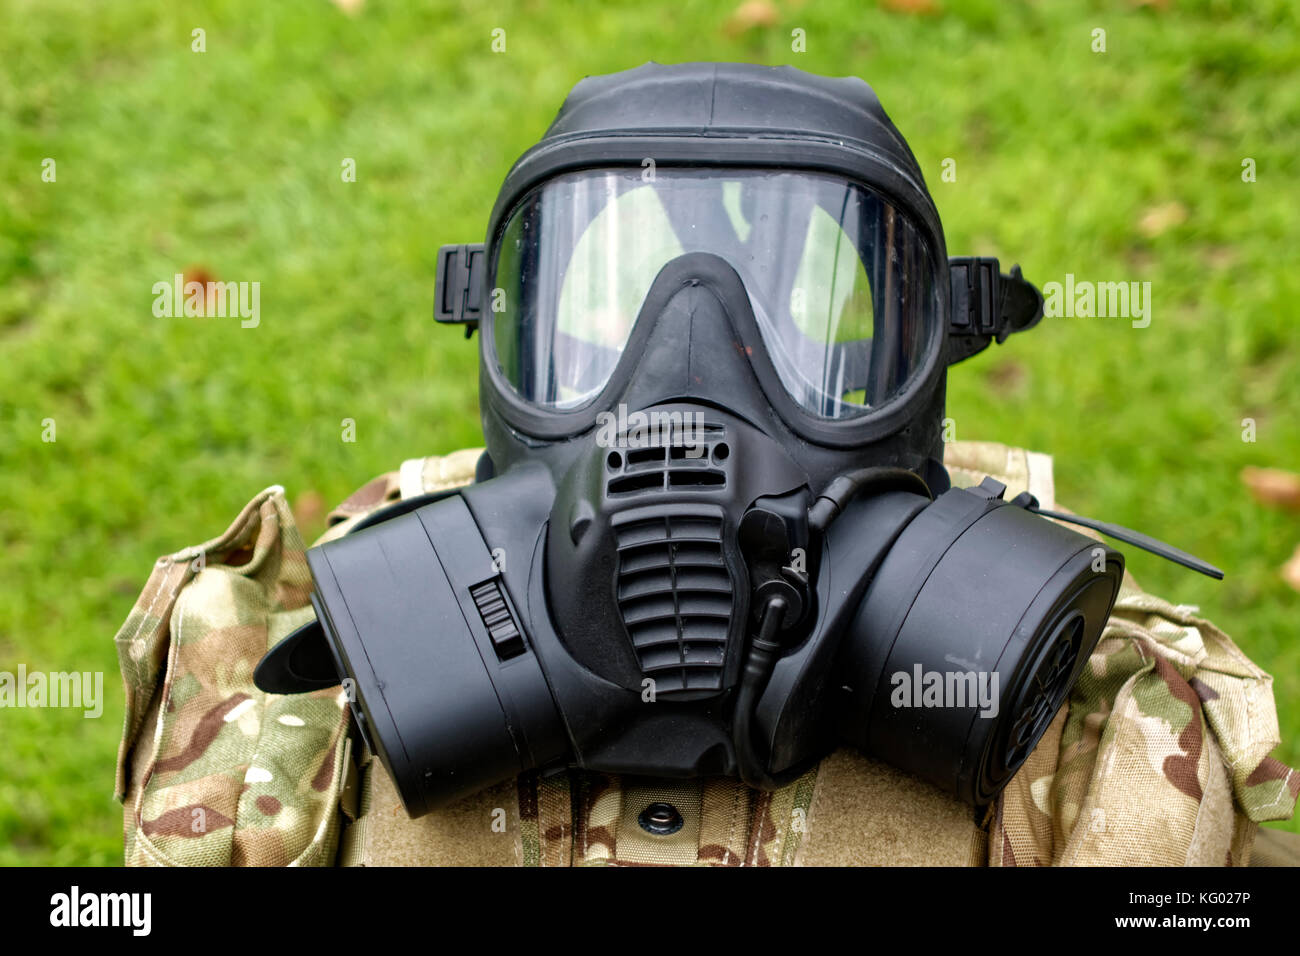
[114,442,1300,866]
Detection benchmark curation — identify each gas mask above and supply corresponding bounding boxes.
[256,63,1220,817]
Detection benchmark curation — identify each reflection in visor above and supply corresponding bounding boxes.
[490,168,936,418]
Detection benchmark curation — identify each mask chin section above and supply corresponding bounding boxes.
[545,403,808,702]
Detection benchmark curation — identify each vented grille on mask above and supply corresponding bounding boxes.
[604,423,728,497]
[613,506,735,696]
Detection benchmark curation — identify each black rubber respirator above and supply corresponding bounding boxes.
[257,63,1220,816]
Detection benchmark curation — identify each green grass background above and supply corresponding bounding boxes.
[1,0,1297,865]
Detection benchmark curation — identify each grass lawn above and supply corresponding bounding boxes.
[1,0,1297,865]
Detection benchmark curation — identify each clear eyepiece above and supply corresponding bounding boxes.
[490,167,938,419]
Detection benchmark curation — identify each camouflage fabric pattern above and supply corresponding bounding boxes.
[116,487,352,865]
[517,770,573,867]
[517,768,818,866]
[989,588,1298,866]
[117,443,1298,866]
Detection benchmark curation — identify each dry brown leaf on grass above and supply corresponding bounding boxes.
[724,0,780,35]
[986,359,1026,396]
[181,264,219,313]
[1282,545,1300,592]
[1137,201,1189,238]
[182,265,216,287]
[1241,466,1300,512]
[881,0,943,14]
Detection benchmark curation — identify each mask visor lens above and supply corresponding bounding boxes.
[489,168,939,417]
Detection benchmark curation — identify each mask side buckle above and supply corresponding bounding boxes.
[435,243,486,339]
[947,257,1045,364]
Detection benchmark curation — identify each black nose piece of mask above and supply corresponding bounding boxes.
[537,257,817,701]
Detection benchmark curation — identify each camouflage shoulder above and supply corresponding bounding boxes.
[315,448,484,544]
